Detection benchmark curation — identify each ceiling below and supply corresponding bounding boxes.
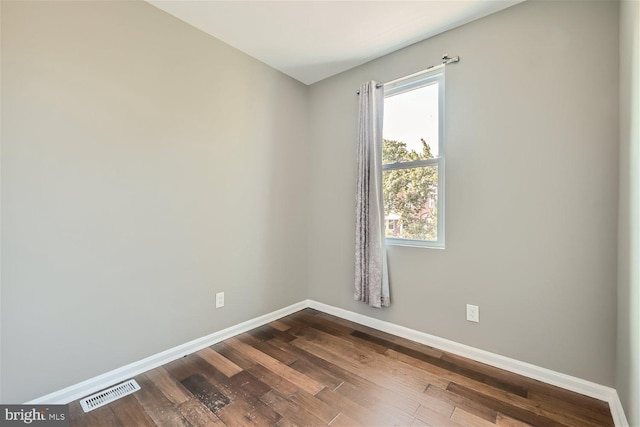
[147,1,523,85]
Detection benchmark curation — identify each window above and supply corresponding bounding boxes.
[383,70,444,248]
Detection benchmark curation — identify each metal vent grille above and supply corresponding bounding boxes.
[80,379,140,413]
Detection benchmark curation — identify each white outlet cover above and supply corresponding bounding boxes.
[466,304,479,322]
[215,292,224,308]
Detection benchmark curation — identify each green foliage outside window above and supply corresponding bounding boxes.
[382,138,438,241]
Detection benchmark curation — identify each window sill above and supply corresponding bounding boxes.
[385,238,444,250]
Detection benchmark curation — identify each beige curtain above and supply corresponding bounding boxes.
[354,81,390,308]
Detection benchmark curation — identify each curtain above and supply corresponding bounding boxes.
[354,81,390,308]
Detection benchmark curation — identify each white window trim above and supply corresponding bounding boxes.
[383,69,445,249]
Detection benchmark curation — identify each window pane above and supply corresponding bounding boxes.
[383,165,438,241]
[383,82,439,161]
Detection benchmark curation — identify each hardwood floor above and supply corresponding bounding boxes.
[69,309,614,426]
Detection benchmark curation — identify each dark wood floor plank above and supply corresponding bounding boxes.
[290,310,356,337]
[292,328,448,391]
[292,333,472,418]
[180,373,231,412]
[425,383,498,423]
[133,373,191,427]
[451,407,496,426]
[347,331,397,354]
[163,353,227,386]
[411,416,431,426]
[69,401,122,427]
[196,347,243,378]
[447,382,568,427]
[333,379,417,423]
[69,309,616,427]
[530,386,611,416]
[211,341,257,371]
[291,333,406,390]
[263,324,299,343]
[177,398,226,426]
[276,416,300,427]
[269,320,292,332]
[287,389,341,424]
[260,390,327,426]
[496,412,535,427]
[238,332,299,365]
[442,352,535,389]
[288,358,345,391]
[313,311,444,358]
[145,366,192,404]
[449,379,607,427]
[183,353,230,385]
[443,352,611,418]
[405,385,457,417]
[211,377,284,427]
[329,412,360,426]
[279,337,421,415]
[277,315,314,336]
[223,370,272,400]
[414,404,462,426]
[247,325,280,342]
[247,363,300,397]
[108,394,157,427]
[266,335,350,385]
[215,399,277,427]
[527,390,615,427]
[351,329,528,397]
[248,323,299,342]
[283,337,428,417]
[226,336,325,395]
[386,348,530,403]
[315,387,402,426]
[214,368,285,425]
[163,355,199,382]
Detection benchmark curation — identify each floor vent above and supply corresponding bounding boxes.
[79,379,140,413]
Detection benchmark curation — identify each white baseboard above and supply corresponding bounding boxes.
[26,300,308,406]
[26,298,629,427]
[307,300,629,427]
[609,391,631,427]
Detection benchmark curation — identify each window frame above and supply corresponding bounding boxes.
[382,69,445,249]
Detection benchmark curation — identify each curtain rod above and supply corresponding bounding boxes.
[356,54,459,94]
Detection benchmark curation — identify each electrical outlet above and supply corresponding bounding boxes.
[215,292,225,308]
[466,304,479,323]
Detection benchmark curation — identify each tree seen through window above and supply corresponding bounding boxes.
[382,138,438,241]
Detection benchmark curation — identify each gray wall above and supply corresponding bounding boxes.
[617,1,640,424]
[307,0,619,386]
[1,1,308,403]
